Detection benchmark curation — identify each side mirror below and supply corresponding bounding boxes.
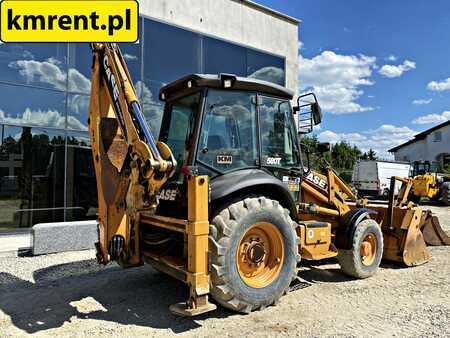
[317,142,330,153]
[294,93,322,134]
[312,102,322,125]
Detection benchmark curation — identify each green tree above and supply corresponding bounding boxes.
[299,136,364,183]
[443,165,450,175]
[367,149,377,160]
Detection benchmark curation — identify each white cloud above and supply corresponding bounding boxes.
[298,41,304,51]
[249,66,284,85]
[318,124,416,158]
[68,68,91,93]
[412,98,432,105]
[9,58,91,118]
[386,55,397,62]
[0,108,86,130]
[9,58,91,94]
[9,58,67,90]
[123,53,138,61]
[412,111,450,125]
[378,60,416,78]
[299,51,376,114]
[427,77,450,92]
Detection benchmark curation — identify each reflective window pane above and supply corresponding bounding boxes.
[247,49,285,86]
[204,37,247,76]
[259,96,299,168]
[0,84,66,129]
[119,42,142,83]
[67,42,142,95]
[198,90,257,173]
[161,92,202,183]
[0,126,65,230]
[143,103,164,139]
[66,131,97,222]
[67,93,89,131]
[118,17,143,83]
[144,20,201,83]
[68,44,92,94]
[0,43,67,90]
[140,80,165,138]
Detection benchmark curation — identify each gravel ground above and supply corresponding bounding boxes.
[0,206,449,337]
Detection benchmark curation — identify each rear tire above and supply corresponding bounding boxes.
[441,182,450,206]
[209,197,300,313]
[338,219,383,279]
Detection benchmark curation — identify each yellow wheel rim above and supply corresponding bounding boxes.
[360,233,377,266]
[236,222,284,288]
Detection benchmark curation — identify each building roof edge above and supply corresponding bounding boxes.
[235,0,301,25]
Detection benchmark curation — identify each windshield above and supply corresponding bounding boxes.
[198,90,257,173]
[160,92,201,183]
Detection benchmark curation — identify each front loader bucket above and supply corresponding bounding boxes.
[420,211,450,246]
[383,207,431,267]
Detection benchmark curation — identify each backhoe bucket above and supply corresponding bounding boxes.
[382,207,431,267]
[420,211,450,246]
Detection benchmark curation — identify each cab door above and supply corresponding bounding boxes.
[258,95,302,199]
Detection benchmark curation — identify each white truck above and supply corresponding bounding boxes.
[352,160,412,198]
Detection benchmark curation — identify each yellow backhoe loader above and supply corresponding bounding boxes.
[410,160,450,206]
[88,43,449,316]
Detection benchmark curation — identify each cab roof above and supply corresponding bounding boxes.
[159,74,294,101]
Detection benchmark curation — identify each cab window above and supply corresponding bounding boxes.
[198,90,257,173]
[161,93,201,183]
[259,96,299,168]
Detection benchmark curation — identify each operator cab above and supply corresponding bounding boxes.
[413,160,439,176]
[156,74,321,216]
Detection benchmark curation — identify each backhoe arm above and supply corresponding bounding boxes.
[88,43,176,265]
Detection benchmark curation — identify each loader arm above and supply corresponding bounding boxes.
[298,166,449,266]
[299,167,362,219]
[88,43,176,265]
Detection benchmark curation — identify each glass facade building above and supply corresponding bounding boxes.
[0,16,285,232]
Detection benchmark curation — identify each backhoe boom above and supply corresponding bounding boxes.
[88,43,176,265]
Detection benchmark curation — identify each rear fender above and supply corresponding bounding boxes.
[210,169,297,218]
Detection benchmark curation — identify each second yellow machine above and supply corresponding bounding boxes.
[410,161,450,205]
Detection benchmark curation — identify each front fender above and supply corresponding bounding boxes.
[335,208,378,250]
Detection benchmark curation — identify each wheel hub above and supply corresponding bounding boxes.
[237,222,285,289]
[246,241,266,264]
[360,233,377,266]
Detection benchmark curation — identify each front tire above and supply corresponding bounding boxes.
[209,197,300,313]
[338,219,383,279]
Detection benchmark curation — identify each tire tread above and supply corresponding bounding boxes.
[337,219,383,279]
[209,196,300,313]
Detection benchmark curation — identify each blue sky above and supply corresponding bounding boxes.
[256,0,450,157]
